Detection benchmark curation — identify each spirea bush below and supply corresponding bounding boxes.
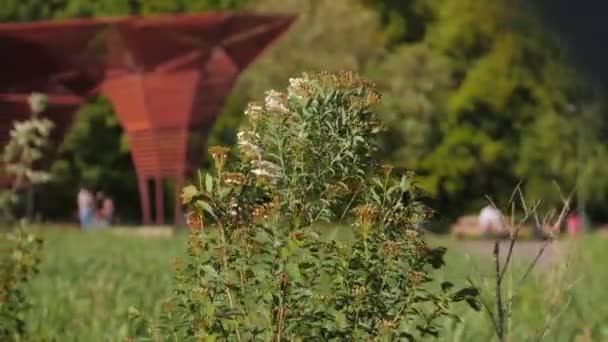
[130,71,479,340]
[0,93,48,340]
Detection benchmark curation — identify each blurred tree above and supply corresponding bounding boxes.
[412,0,607,219]
[239,0,385,95]
[360,0,438,46]
[370,44,451,168]
[416,1,532,214]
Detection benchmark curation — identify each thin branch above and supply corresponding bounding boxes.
[494,242,505,341]
[498,200,541,283]
[518,240,549,286]
[507,180,524,207]
[467,276,500,335]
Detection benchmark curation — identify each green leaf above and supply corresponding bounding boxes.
[196,200,217,220]
[370,188,382,205]
[399,176,411,192]
[205,173,214,193]
[372,177,384,189]
[465,296,482,311]
[286,262,302,284]
[181,185,199,204]
[427,247,446,269]
[453,287,479,300]
[127,306,140,319]
[203,301,216,318]
[334,311,347,329]
[441,281,454,292]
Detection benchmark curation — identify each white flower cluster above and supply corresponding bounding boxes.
[251,159,283,182]
[237,131,262,160]
[264,90,288,113]
[2,115,54,185]
[10,118,54,145]
[236,130,283,183]
[27,92,48,115]
[244,103,264,122]
[287,76,312,100]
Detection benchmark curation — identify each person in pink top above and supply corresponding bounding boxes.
[92,192,115,227]
[566,211,582,237]
[101,197,115,226]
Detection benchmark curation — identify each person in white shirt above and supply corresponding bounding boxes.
[478,205,504,236]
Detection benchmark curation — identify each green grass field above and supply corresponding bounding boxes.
[22,228,608,341]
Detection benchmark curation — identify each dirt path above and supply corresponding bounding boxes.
[448,239,573,270]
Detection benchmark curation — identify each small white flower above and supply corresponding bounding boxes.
[238,141,263,159]
[289,77,305,89]
[287,76,312,99]
[237,131,263,159]
[28,92,48,115]
[251,169,279,180]
[244,103,264,121]
[252,160,282,174]
[264,90,288,113]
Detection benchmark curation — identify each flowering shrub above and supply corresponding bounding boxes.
[1,92,53,222]
[0,93,49,340]
[130,72,478,340]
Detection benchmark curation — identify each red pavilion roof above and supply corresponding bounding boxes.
[0,13,295,224]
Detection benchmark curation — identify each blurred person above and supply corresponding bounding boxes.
[100,197,115,226]
[93,192,113,227]
[77,185,94,229]
[478,204,504,236]
[566,210,582,237]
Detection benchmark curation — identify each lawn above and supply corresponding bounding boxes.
[22,227,608,341]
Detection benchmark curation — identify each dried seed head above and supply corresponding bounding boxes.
[223,172,246,186]
[264,90,288,113]
[407,270,427,286]
[188,233,203,255]
[186,211,204,231]
[381,163,394,178]
[28,92,48,115]
[244,102,264,123]
[237,131,263,160]
[208,145,230,173]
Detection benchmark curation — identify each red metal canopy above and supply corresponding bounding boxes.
[0,13,294,224]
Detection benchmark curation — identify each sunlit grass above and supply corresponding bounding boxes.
[21,228,608,341]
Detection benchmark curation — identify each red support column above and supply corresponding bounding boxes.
[155,176,164,225]
[138,176,152,225]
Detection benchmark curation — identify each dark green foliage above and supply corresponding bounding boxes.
[368,0,608,219]
[361,0,438,46]
[0,227,42,341]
